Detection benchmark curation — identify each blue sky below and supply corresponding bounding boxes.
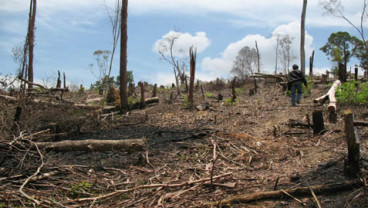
[0,0,365,88]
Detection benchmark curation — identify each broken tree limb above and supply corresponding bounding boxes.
[69,172,232,203]
[313,80,341,112]
[214,180,362,206]
[35,138,145,152]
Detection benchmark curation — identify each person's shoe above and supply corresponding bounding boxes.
[296,101,300,104]
[291,104,297,107]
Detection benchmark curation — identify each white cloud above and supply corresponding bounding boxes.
[201,21,314,76]
[153,31,211,57]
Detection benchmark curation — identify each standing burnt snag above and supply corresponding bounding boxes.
[152,83,157,98]
[312,110,325,136]
[231,76,237,103]
[344,109,360,177]
[188,47,197,108]
[138,81,145,108]
[56,70,61,88]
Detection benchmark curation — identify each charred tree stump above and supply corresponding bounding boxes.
[12,106,23,132]
[328,112,337,124]
[188,47,197,108]
[338,62,347,83]
[312,110,325,136]
[344,110,360,177]
[152,83,157,98]
[231,77,237,103]
[254,78,258,94]
[321,74,327,84]
[138,81,145,108]
[56,70,61,88]
[355,67,358,81]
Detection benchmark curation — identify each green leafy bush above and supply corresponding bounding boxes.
[205,92,213,97]
[336,81,368,105]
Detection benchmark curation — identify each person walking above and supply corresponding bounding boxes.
[287,64,308,106]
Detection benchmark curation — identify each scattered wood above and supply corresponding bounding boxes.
[70,172,232,203]
[313,80,341,112]
[354,121,368,127]
[35,138,145,152]
[289,119,312,129]
[214,180,362,206]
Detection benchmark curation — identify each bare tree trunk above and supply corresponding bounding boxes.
[231,77,237,103]
[300,0,307,74]
[138,81,145,108]
[119,0,129,111]
[28,0,37,89]
[152,84,157,97]
[63,72,66,89]
[255,40,260,73]
[106,0,121,79]
[188,47,196,108]
[309,50,314,78]
[173,67,180,96]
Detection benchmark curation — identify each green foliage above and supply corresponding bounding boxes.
[235,88,244,94]
[128,96,140,108]
[115,71,134,86]
[224,98,236,105]
[302,76,314,97]
[336,81,368,105]
[205,92,213,97]
[70,181,92,199]
[320,31,356,65]
[78,85,85,94]
[181,95,191,109]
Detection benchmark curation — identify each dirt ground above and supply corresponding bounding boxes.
[1,80,368,207]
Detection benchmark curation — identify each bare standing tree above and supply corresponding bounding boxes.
[255,40,261,73]
[156,32,188,95]
[231,46,258,79]
[300,0,307,74]
[105,0,121,80]
[278,34,295,74]
[120,0,128,110]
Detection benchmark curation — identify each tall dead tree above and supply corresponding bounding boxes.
[119,0,129,111]
[300,0,307,74]
[188,47,197,108]
[309,50,315,78]
[255,40,260,73]
[105,0,121,80]
[28,0,37,89]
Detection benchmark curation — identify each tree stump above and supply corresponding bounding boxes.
[312,110,325,136]
[344,109,360,177]
[328,112,337,124]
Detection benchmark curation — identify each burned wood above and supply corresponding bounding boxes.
[344,109,361,177]
[214,180,362,206]
[289,119,312,129]
[35,138,145,152]
[354,121,368,127]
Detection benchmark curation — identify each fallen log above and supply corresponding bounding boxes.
[313,80,341,112]
[214,180,361,207]
[35,138,145,152]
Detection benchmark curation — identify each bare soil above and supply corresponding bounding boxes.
[1,81,368,207]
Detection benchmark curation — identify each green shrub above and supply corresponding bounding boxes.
[337,81,368,105]
[205,92,213,97]
[182,95,191,109]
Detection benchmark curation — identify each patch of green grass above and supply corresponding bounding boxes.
[205,92,213,97]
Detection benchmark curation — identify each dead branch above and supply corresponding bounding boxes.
[69,172,232,203]
[214,180,361,206]
[35,138,145,152]
[19,142,44,206]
